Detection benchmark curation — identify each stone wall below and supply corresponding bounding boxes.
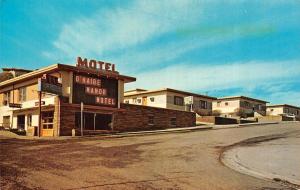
[113,104,196,132]
[257,115,294,122]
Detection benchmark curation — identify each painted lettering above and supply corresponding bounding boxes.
[76,57,117,73]
[77,57,88,67]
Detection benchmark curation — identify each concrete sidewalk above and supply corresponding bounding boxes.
[97,125,213,138]
[0,125,212,140]
[212,122,279,130]
[1,121,297,140]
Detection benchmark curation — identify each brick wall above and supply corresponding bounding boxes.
[58,103,196,135]
[197,116,238,125]
[59,103,76,136]
[113,103,196,132]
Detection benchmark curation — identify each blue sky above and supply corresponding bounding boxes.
[1,0,300,105]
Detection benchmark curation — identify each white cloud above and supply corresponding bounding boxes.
[43,0,204,62]
[125,60,300,96]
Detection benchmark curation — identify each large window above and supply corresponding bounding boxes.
[18,87,26,102]
[174,96,184,106]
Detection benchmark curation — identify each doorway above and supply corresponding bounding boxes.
[41,111,54,136]
[17,115,25,129]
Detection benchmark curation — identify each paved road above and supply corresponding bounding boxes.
[223,129,300,185]
[1,122,300,190]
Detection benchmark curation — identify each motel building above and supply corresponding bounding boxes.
[124,88,217,116]
[0,57,195,137]
[212,96,268,118]
[266,104,300,121]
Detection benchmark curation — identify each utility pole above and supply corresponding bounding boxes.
[81,102,83,136]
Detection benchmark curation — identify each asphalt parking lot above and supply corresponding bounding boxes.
[1,122,300,190]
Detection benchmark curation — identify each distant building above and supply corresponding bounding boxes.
[124,88,217,116]
[267,104,300,120]
[0,68,32,82]
[212,96,268,118]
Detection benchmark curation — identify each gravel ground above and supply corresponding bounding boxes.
[1,122,300,190]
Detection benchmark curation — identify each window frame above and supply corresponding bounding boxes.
[200,100,207,109]
[174,96,184,106]
[18,87,27,102]
[27,114,32,127]
[148,115,154,125]
[170,117,176,126]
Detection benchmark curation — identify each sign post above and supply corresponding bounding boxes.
[81,102,83,136]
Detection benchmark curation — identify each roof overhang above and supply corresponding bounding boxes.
[0,63,136,89]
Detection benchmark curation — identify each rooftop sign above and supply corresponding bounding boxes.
[76,57,117,73]
[73,74,118,107]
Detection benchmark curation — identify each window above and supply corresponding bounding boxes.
[148,115,154,125]
[27,114,32,126]
[242,101,251,107]
[3,116,10,128]
[170,117,176,126]
[137,99,142,103]
[284,108,289,113]
[296,110,299,115]
[18,87,26,102]
[124,100,129,104]
[257,104,262,110]
[133,98,137,103]
[150,97,155,102]
[270,109,274,111]
[42,111,54,129]
[174,96,184,106]
[217,101,221,107]
[3,91,10,105]
[200,100,207,109]
[225,102,229,106]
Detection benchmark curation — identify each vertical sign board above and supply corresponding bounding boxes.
[38,74,62,95]
[72,74,118,108]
